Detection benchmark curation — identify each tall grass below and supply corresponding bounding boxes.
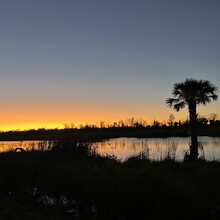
[125,139,178,162]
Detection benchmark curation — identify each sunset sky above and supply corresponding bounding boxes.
[0,0,220,131]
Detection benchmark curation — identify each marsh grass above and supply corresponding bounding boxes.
[163,139,178,161]
[125,139,178,162]
[125,144,151,162]
[0,140,220,219]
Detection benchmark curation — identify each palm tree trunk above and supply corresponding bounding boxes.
[189,104,198,161]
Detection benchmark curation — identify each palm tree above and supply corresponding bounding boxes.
[166,78,218,161]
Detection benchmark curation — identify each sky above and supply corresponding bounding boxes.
[0,0,220,131]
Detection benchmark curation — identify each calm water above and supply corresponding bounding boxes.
[1,137,220,161]
[95,136,220,161]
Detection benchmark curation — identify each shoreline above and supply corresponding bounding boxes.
[0,126,220,141]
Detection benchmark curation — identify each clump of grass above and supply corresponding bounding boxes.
[125,146,150,162]
[50,140,92,159]
[163,139,178,161]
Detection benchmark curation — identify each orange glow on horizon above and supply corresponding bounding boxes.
[0,113,189,132]
[0,102,218,131]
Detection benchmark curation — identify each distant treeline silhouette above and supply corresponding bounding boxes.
[0,115,220,141]
[63,115,220,129]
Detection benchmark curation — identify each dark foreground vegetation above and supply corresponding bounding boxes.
[0,141,220,219]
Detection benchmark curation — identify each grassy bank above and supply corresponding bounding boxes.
[0,141,220,219]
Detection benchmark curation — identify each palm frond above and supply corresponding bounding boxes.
[166,98,185,111]
[173,101,186,111]
[165,98,178,107]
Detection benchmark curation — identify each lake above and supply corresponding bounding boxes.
[1,136,220,161]
[95,136,220,161]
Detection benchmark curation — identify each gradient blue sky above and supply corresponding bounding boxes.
[0,0,220,130]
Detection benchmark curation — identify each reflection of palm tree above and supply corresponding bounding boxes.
[166,78,218,161]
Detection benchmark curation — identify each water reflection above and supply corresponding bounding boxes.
[96,136,220,161]
[0,140,52,152]
[0,137,220,161]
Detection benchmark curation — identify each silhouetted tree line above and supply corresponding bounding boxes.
[0,115,219,141]
[64,114,219,129]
